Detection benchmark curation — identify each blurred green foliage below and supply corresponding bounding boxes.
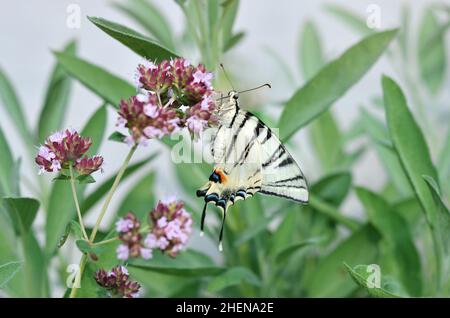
[0,0,449,298]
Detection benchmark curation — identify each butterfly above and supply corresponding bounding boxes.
[196,90,309,250]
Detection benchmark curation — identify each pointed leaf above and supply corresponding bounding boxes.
[279,29,397,141]
[0,66,30,142]
[112,0,175,50]
[345,263,402,298]
[1,197,39,235]
[128,249,225,276]
[207,267,261,293]
[417,8,448,94]
[382,76,438,227]
[88,16,178,61]
[0,261,22,289]
[54,52,135,107]
[37,41,76,142]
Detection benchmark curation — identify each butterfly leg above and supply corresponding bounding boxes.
[218,207,227,252]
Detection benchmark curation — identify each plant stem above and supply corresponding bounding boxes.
[92,237,118,247]
[308,194,360,231]
[89,144,137,243]
[69,165,89,241]
[69,145,137,298]
[69,254,87,298]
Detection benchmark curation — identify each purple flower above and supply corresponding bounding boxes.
[95,266,141,298]
[116,244,130,260]
[35,129,103,175]
[147,198,193,257]
[116,57,218,146]
[115,212,150,261]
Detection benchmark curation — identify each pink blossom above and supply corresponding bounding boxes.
[116,244,130,260]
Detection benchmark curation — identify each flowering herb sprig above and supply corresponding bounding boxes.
[35,129,103,177]
[115,197,192,260]
[95,266,140,298]
[116,58,218,145]
[35,129,104,240]
[35,57,212,299]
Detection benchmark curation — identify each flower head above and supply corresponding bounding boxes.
[116,57,218,146]
[115,212,151,260]
[147,198,192,257]
[95,266,141,298]
[35,129,103,175]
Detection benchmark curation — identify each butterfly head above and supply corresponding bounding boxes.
[228,90,239,101]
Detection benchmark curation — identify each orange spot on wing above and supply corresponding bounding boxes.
[214,169,228,184]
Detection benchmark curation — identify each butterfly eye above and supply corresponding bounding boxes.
[233,93,239,100]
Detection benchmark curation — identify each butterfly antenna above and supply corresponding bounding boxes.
[238,83,271,94]
[220,63,235,91]
[200,202,208,237]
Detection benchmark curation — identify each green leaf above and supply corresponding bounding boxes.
[299,21,344,173]
[302,172,358,233]
[207,267,261,293]
[345,263,402,298]
[75,239,103,256]
[417,8,449,94]
[79,104,107,156]
[220,0,240,49]
[1,197,40,236]
[309,111,344,173]
[128,249,225,276]
[22,232,47,297]
[76,175,96,184]
[360,109,412,196]
[355,187,422,296]
[438,128,450,182]
[382,76,439,228]
[80,154,158,215]
[0,261,22,289]
[325,4,372,35]
[299,20,325,80]
[52,174,71,182]
[88,16,178,61]
[233,215,274,247]
[223,31,245,52]
[112,0,175,50]
[305,225,380,297]
[37,40,76,143]
[54,52,135,107]
[279,29,397,141]
[108,131,126,143]
[309,194,359,230]
[0,66,30,142]
[0,126,15,195]
[423,175,450,276]
[115,172,156,220]
[274,237,323,264]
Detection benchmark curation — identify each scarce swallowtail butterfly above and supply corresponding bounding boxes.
[196,89,309,251]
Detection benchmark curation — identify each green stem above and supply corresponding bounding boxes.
[69,254,87,298]
[308,194,360,231]
[69,165,88,241]
[89,144,137,242]
[92,237,118,247]
[69,145,137,298]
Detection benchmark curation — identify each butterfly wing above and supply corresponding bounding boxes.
[196,95,308,248]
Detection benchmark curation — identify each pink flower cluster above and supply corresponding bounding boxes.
[117,58,218,144]
[35,129,103,175]
[95,265,140,298]
[115,197,192,260]
[146,197,193,257]
[116,212,153,260]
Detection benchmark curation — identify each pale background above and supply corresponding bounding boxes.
[0,0,449,294]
